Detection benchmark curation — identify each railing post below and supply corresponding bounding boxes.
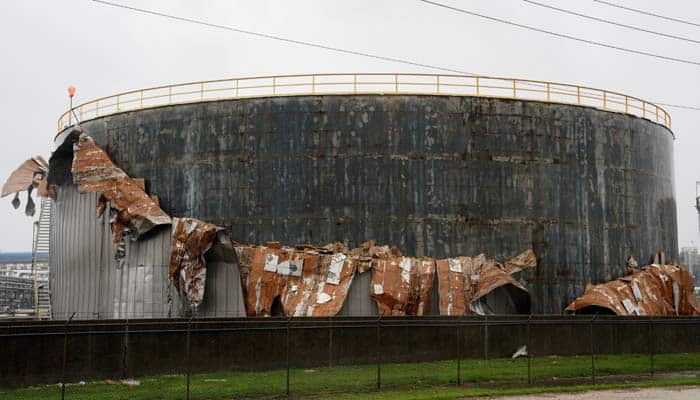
[642,101,646,118]
[476,76,480,96]
[200,82,204,100]
[353,74,357,94]
[484,315,488,361]
[273,77,277,95]
[328,316,333,367]
[80,106,84,122]
[116,95,120,111]
[437,75,440,94]
[576,87,581,104]
[590,315,596,384]
[168,87,172,104]
[95,100,99,117]
[656,107,659,122]
[235,79,239,97]
[376,315,382,390]
[625,96,629,113]
[512,80,517,97]
[140,91,144,107]
[394,74,399,93]
[546,83,551,102]
[603,92,607,109]
[312,75,316,95]
[60,312,76,400]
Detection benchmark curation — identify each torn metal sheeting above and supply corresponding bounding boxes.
[2,156,50,214]
[565,264,700,316]
[370,257,434,316]
[235,245,358,317]
[169,217,224,307]
[71,134,171,238]
[436,250,535,316]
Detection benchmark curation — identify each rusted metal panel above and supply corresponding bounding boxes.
[71,134,170,239]
[436,250,536,315]
[370,257,434,316]
[565,263,700,316]
[2,156,49,216]
[169,217,223,308]
[235,244,359,317]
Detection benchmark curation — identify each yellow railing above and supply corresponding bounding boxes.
[57,73,671,132]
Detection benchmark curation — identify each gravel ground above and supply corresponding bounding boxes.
[483,386,700,400]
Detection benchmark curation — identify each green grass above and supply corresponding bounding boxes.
[2,353,699,399]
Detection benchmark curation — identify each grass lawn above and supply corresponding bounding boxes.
[1,353,698,399]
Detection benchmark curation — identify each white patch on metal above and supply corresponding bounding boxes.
[659,273,668,282]
[291,284,298,294]
[264,253,278,272]
[400,258,412,283]
[316,292,331,304]
[326,253,346,285]
[631,281,643,302]
[373,283,384,295]
[276,260,290,275]
[673,281,680,316]
[622,299,637,315]
[448,258,462,273]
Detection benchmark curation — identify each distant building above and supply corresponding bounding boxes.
[0,253,42,316]
[679,247,700,286]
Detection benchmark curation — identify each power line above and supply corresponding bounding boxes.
[524,0,700,45]
[418,0,700,67]
[93,0,698,113]
[593,0,700,29]
[92,0,476,76]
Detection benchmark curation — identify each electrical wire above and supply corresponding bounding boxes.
[524,0,700,45]
[592,0,700,29]
[418,0,700,67]
[92,0,699,113]
[92,0,476,76]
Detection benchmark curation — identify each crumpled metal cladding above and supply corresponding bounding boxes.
[236,241,536,317]
[71,134,171,239]
[235,243,359,317]
[370,257,434,316]
[169,217,224,307]
[566,263,700,316]
[436,250,536,316]
[2,156,49,216]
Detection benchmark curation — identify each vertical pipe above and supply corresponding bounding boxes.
[60,312,75,400]
[186,317,192,400]
[376,315,382,390]
[590,316,596,384]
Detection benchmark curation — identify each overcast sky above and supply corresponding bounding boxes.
[0,0,698,252]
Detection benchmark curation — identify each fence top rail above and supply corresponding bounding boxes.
[56,72,672,133]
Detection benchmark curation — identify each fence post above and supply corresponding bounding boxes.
[122,318,129,379]
[648,318,654,377]
[286,315,292,397]
[484,315,488,361]
[527,315,532,385]
[186,316,192,400]
[590,315,596,384]
[457,318,462,385]
[60,312,76,400]
[376,315,382,390]
[328,316,333,368]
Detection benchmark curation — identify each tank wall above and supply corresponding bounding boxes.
[70,95,677,313]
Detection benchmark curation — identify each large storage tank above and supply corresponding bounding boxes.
[49,74,677,316]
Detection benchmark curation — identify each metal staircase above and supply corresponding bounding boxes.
[31,198,52,320]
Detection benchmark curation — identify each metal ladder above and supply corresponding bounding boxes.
[31,197,52,320]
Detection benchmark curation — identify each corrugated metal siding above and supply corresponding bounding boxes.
[49,184,250,319]
[338,271,377,316]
